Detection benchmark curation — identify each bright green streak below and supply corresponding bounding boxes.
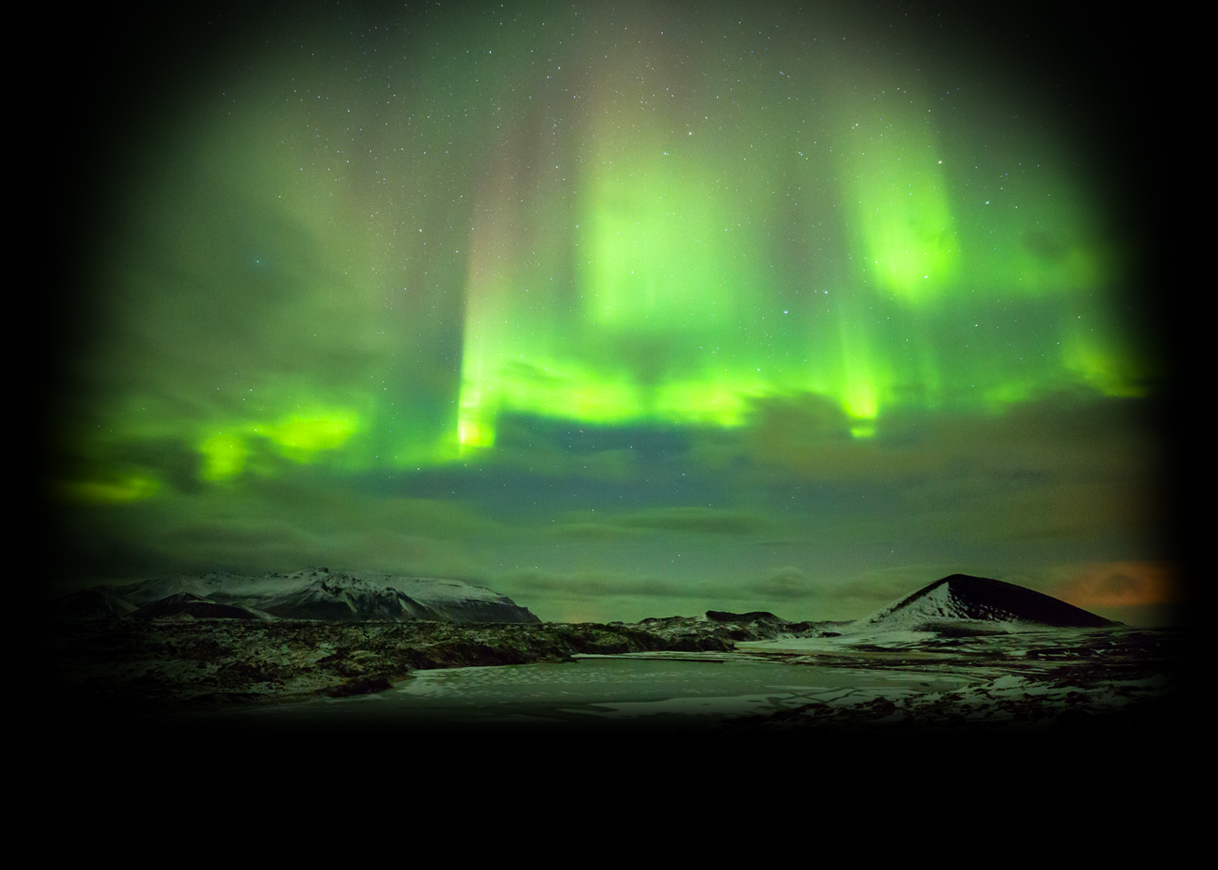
[59,10,1150,500]
[583,143,745,331]
[459,118,775,448]
[840,97,961,302]
[455,83,1128,449]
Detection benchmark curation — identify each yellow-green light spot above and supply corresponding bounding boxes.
[458,414,495,451]
[268,411,359,461]
[1063,336,1146,398]
[655,380,754,427]
[199,431,248,481]
[58,476,160,505]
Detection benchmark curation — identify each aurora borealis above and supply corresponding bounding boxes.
[45,2,1177,625]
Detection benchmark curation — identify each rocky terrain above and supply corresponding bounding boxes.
[43,568,841,725]
[723,624,1186,737]
[40,612,744,718]
[41,572,1187,736]
[635,609,842,643]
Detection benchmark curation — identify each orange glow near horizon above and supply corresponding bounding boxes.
[1056,562,1179,610]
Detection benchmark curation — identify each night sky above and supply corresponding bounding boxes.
[44,2,1177,625]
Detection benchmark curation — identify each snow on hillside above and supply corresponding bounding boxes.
[851,578,1001,632]
[81,568,539,623]
[850,574,1117,633]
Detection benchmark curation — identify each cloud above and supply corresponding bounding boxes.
[815,567,945,614]
[1053,561,1180,609]
[48,465,506,586]
[501,568,691,601]
[547,522,650,541]
[750,566,815,601]
[545,507,768,540]
[615,507,766,535]
[739,389,1161,486]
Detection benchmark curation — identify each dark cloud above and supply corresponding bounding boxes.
[547,523,650,541]
[750,567,815,602]
[615,507,767,535]
[503,569,689,601]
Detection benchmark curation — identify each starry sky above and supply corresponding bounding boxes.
[44,1,1178,625]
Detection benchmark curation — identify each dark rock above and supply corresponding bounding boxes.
[706,610,784,624]
[54,588,139,618]
[134,593,262,620]
[326,676,395,698]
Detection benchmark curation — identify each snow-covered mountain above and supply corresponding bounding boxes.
[69,568,540,624]
[854,574,1119,632]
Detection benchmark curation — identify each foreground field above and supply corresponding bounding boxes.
[39,614,1185,739]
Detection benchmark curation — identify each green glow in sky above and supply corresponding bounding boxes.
[64,4,1152,474]
[49,2,1169,624]
[441,27,1139,452]
[840,90,961,300]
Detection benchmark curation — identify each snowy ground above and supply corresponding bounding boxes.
[715,625,1187,735]
[40,616,1186,738]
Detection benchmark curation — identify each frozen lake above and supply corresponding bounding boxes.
[180,652,972,733]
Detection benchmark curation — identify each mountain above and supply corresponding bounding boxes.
[132,592,263,620]
[67,568,540,624]
[856,574,1119,631]
[252,571,444,622]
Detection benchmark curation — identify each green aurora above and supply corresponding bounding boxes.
[45,2,1176,625]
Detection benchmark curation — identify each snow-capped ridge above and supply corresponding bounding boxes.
[70,569,540,624]
[854,574,1118,632]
